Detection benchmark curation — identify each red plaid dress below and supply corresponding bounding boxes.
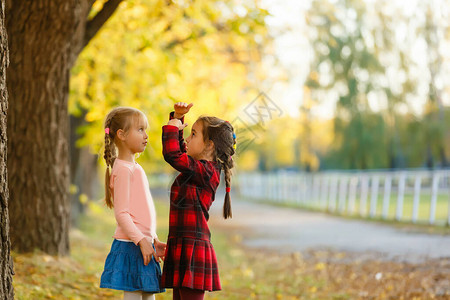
[160,112,222,292]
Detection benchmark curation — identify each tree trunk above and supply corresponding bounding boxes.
[5,0,89,255]
[6,1,73,255]
[0,0,14,296]
[6,0,121,255]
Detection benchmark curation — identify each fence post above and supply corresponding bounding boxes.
[360,174,369,216]
[302,175,308,206]
[249,173,254,198]
[266,173,275,200]
[307,175,312,206]
[429,172,440,225]
[311,173,320,207]
[255,173,259,199]
[370,175,380,218]
[412,173,422,223]
[260,173,270,198]
[382,174,392,220]
[290,173,296,203]
[274,173,279,202]
[447,171,450,226]
[281,172,288,202]
[338,175,348,213]
[280,172,285,202]
[244,173,249,197]
[319,175,329,209]
[264,173,269,200]
[348,176,358,214]
[288,172,293,203]
[302,175,308,205]
[329,175,338,212]
[240,173,245,198]
[273,173,278,201]
[262,173,266,199]
[298,174,304,204]
[396,172,406,221]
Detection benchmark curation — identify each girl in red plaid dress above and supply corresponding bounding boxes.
[161,102,236,300]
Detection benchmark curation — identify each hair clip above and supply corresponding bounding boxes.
[226,187,231,193]
[233,144,236,150]
[105,128,110,134]
[232,132,236,139]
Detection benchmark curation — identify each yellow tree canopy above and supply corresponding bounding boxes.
[69,0,271,172]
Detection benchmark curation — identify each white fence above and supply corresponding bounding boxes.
[237,169,450,226]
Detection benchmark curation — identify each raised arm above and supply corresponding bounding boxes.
[169,111,187,153]
[162,122,214,186]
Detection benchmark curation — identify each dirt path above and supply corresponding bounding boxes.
[210,198,450,263]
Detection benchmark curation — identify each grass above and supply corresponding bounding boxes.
[12,198,450,299]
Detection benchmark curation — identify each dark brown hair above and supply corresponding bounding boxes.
[103,107,148,208]
[196,116,236,219]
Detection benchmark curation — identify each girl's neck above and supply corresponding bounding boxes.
[195,151,214,162]
[117,145,135,163]
[117,154,135,163]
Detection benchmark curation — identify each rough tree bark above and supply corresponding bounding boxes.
[1,0,14,297]
[6,0,122,255]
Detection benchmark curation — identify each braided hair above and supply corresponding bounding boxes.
[197,116,236,219]
[103,107,147,208]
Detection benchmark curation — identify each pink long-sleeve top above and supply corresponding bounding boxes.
[110,158,157,245]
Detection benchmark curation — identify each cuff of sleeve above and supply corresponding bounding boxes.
[163,124,180,132]
[169,111,185,125]
[134,234,146,246]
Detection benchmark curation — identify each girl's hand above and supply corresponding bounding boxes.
[174,102,193,119]
[167,118,188,130]
[154,238,166,261]
[138,237,156,266]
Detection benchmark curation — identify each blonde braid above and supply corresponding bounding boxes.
[104,117,116,208]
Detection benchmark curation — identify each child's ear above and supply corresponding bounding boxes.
[116,129,126,141]
[207,140,215,151]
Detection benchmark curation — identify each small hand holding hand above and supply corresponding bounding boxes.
[154,238,167,262]
[138,237,156,266]
[167,118,188,130]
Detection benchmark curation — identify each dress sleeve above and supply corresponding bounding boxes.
[162,115,213,185]
[169,111,187,153]
[112,167,145,245]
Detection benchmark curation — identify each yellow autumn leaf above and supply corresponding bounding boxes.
[315,262,326,270]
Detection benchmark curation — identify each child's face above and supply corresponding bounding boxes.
[122,116,148,154]
[186,121,208,159]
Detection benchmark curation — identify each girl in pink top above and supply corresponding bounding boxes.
[100,107,166,300]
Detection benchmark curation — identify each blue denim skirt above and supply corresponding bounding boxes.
[100,239,165,293]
